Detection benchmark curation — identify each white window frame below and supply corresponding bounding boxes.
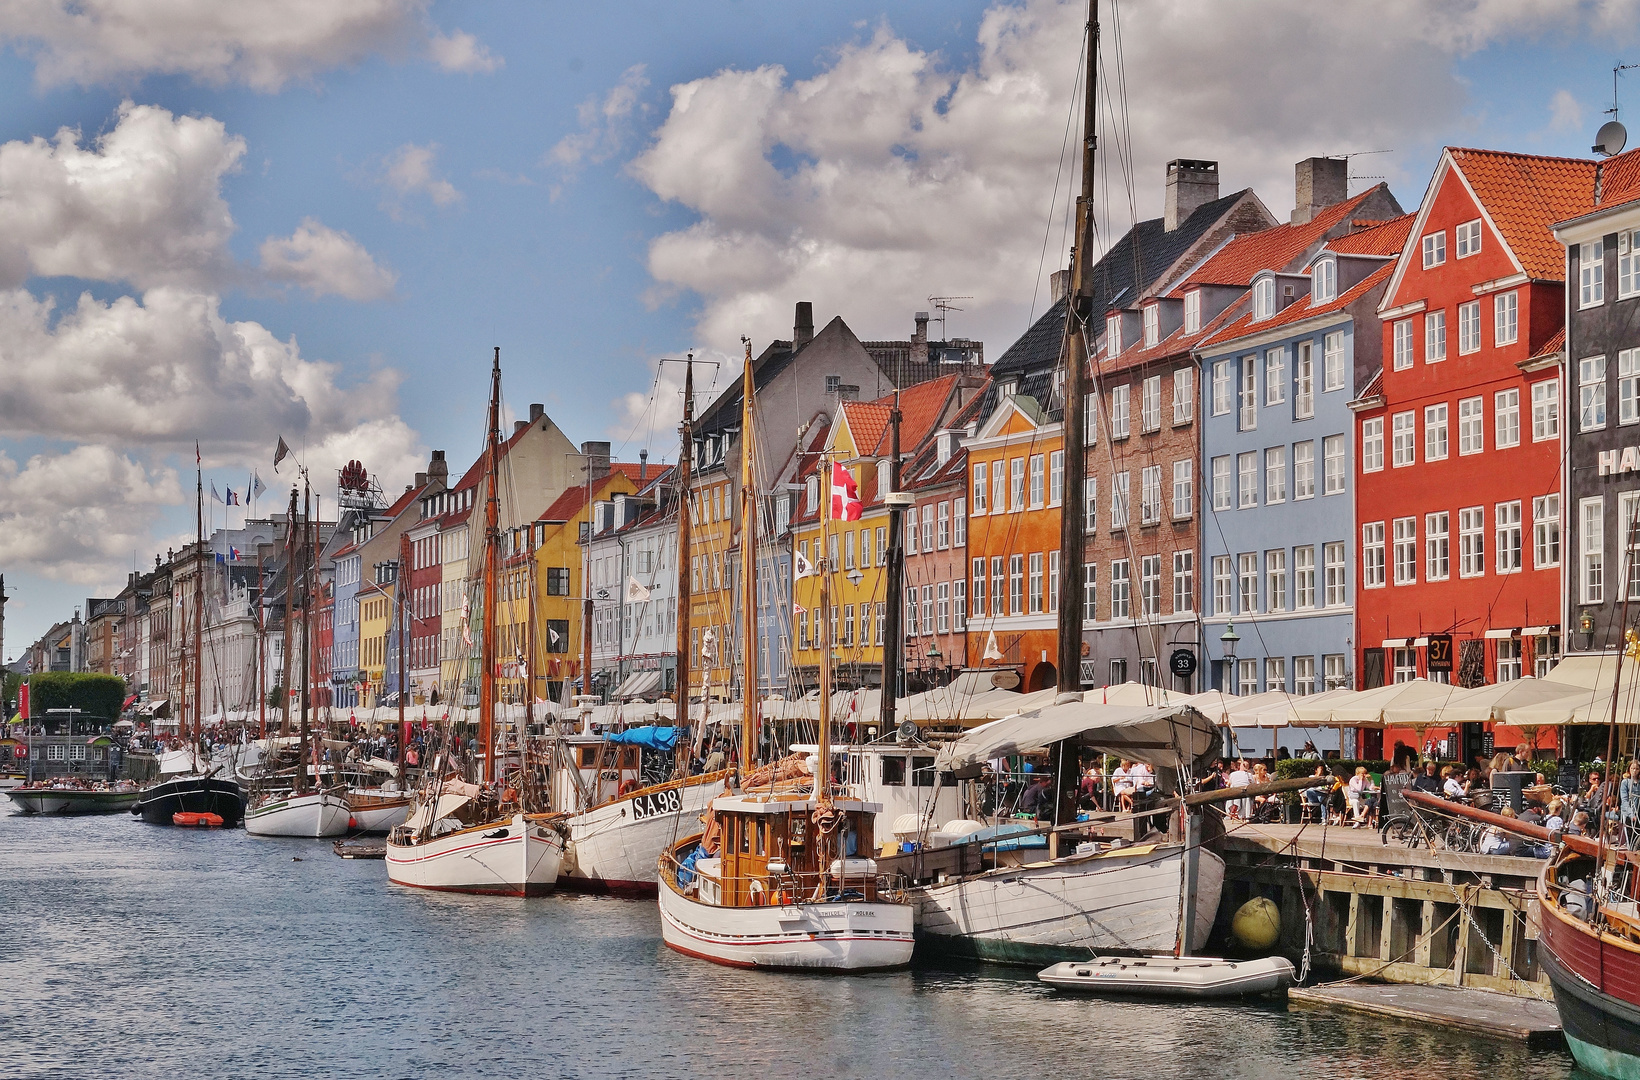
[1112,471,1130,530]
[1213,555,1234,616]
[1238,552,1260,614]
[1048,450,1063,506]
[1620,347,1640,426]
[1143,304,1160,347]
[1458,396,1483,455]
[1581,239,1606,308]
[1362,523,1386,588]
[1237,452,1258,509]
[1295,545,1316,609]
[1455,218,1482,258]
[1173,550,1194,613]
[1459,506,1485,579]
[971,461,986,513]
[1141,465,1163,525]
[1581,355,1607,432]
[1265,347,1286,406]
[1424,403,1448,462]
[1457,300,1481,355]
[1294,440,1315,500]
[1532,379,1559,442]
[1393,516,1417,585]
[1426,511,1450,581]
[1391,410,1416,467]
[1494,290,1518,346]
[1324,542,1348,607]
[1294,340,1314,419]
[1184,290,1201,334]
[1361,417,1384,472]
[1393,320,1414,371]
[1239,357,1258,430]
[1264,446,1286,504]
[1211,360,1232,416]
[1422,231,1446,268]
[1496,388,1520,448]
[1312,257,1337,303]
[1141,374,1162,432]
[1211,456,1231,511]
[1620,229,1640,299]
[1173,367,1194,425]
[1582,496,1605,604]
[1266,549,1288,612]
[1110,384,1130,439]
[1253,276,1275,320]
[1324,433,1348,496]
[1323,330,1345,392]
[1533,494,1560,570]
[1172,459,1193,519]
[1425,309,1447,363]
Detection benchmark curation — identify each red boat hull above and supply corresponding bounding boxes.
[1539,866,1640,1078]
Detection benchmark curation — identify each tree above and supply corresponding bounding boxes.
[25,672,126,720]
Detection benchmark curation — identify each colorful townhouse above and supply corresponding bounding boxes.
[585,466,679,700]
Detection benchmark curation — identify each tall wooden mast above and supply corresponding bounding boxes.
[281,486,297,737]
[816,458,833,799]
[738,340,759,776]
[479,347,503,785]
[675,358,695,765]
[1055,0,1099,695]
[296,480,311,795]
[192,446,204,746]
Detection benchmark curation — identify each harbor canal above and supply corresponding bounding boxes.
[0,809,1582,1079]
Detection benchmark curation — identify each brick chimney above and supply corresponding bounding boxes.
[1164,159,1219,232]
[427,449,447,487]
[1291,156,1348,225]
[912,310,929,365]
[581,440,611,480]
[529,403,544,425]
[793,301,815,349]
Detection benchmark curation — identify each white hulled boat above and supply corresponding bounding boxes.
[346,785,414,833]
[244,788,352,837]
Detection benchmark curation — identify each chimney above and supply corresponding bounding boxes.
[428,449,447,487]
[793,301,815,349]
[1050,269,1071,302]
[912,310,929,366]
[529,403,544,425]
[1164,159,1220,232]
[1292,156,1348,225]
[639,449,649,483]
[414,472,428,488]
[514,420,528,434]
[582,440,611,480]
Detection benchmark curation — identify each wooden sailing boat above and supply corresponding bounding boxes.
[553,355,732,894]
[386,348,566,895]
[656,342,915,970]
[341,527,414,834]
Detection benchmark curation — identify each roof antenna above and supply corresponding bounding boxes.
[927,296,972,340]
[1595,63,1638,157]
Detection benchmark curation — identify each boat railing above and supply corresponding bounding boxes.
[661,848,888,904]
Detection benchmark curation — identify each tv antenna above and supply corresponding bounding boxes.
[1596,62,1639,156]
[927,296,972,340]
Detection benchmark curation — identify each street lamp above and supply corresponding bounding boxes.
[1578,608,1595,651]
[1220,621,1240,692]
[925,643,943,688]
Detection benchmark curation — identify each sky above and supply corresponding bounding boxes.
[3,0,1640,658]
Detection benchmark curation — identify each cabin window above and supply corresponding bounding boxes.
[576,746,598,768]
[740,819,751,854]
[756,818,766,856]
[912,756,936,787]
[881,756,907,786]
[621,747,641,771]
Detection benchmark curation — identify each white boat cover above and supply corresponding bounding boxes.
[402,792,472,831]
[935,701,1217,774]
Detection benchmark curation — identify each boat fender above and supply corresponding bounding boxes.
[348,817,358,829]
[1230,896,1281,951]
[749,879,766,905]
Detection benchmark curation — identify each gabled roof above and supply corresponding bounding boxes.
[1324,214,1415,257]
[535,464,647,524]
[1597,146,1640,209]
[1447,147,1597,281]
[1179,185,1391,289]
[839,401,892,459]
[1202,263,1394,349]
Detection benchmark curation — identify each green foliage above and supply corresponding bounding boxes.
[3,672,19,713]
[26,672,125,720]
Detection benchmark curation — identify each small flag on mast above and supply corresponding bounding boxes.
[830,462,862,521]
[793,548,817,580]
[225,488,240,506]
[625,576,651,603]
[273,437,291,471]
[250,471,267,500]
[982,630,1003,661]
[210,482,223,504]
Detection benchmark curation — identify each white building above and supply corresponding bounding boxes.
[586,471,680,700]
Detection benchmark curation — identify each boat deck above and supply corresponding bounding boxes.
[1288,983,1563,1046]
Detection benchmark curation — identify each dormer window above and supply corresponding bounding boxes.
[1252,275,1276,321]
[1142,304,1159,347]
[1184,290,1201,334]
[805,474,819,510]
[1106,314,1122,355]
[1311,257,1337,304]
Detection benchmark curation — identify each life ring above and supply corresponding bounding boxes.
[619,779,640,797]
[748,879,767,905]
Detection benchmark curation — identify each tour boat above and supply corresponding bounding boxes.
[7,780,142,815]
[1038,954,1295,998]
[132,773,246,826]
[244,788,352,837]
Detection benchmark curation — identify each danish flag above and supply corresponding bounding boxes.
[830,463,862,521]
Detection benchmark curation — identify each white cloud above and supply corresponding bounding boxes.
[549,64,650,170]
[0,445,182,584]
[1549,88,1584,133]
[259,218,398,301]
[428,28,501,74]
[378,142,462,220]
[629,0,1640,355]
[0,0,499,90]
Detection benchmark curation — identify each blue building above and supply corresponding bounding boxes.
[1196,217,1410,752]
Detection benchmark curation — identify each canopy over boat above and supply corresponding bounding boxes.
[935,700,1217,776]
[602,726,678,751]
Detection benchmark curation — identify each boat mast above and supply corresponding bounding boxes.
[480,347,503,786]
[281,487,297,739]
[881,395,903,733]
[297,480,311,796]
[738,339,759,778]
[193,444,204,750]
[398,528,410,791]
[1055,0,1098,695]
[256,545,266,739]
[675,358,695,773]
[817,457,833,799]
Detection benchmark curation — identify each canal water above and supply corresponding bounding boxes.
[0,808,1584,1080]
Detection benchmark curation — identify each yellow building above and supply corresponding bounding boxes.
[358,581,392,705]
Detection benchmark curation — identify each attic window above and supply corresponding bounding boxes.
[1143,305,1159,347]
[1311,257,1337,305]
[1106,314,1123,355]
[1184,290,1201,334]
[1252,276,1275,321]
[805,475,819,510]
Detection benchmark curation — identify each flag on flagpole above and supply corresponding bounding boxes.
[225,488,240,506]
[228,546,241,560]
[793,548,817,579]
[210,482,224,504]
[982,630,1003,661]
[273,437,290,471]
[625,576,651,603]
[830,462,862,521]
[250,471,267,501]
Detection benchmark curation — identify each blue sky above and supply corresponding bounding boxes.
[3,0,1640,656]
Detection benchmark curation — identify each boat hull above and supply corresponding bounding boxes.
[1539,870,1640,1080]
[1038,955,1294,998]
[346,789,413,833]
[658,872,914,971]
[6,788,142,815]
[909,842,1224,966]
[132,776,246,827]
[561,776,723,895]
[244,791,352,838]
[386,814,564,896]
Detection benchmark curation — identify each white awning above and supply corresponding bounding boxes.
[1413,636,1430,647]
[1484,628,1517,639]
[1522,625,1554,636]
[1381,638,1408,648]
[613,669,662,700]
[935,700,1216,773]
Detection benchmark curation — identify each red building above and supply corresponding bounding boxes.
[1356,148,1593,759]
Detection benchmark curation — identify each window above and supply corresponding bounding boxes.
[1324,542,1347,606]
[1237,452,1258,508]
[1184,290,1201,334]
[1211,360,1233,415]
[1622,349,1640,425]
[1494,290,1518,346]
[1172,459,1193,518]
[1294,440,1315,499]
[1323,434,1347,495]
[1451,396,1482,456]
[545,567,571,596]
[1391,516,1417,585]
[1265,348,1286,405]
[1141,465,1163,524]
[953,583,966,630]
[1294,655,1316,696]
[1173,551,1194,612]
[1362,417,1384,471]
[1536,635,1559,678]
[971,558,986,618]
[1084,392,1097,446]
[1424,310,1446,363]
[1266,549,1288,612]
[921,588,933,637]
[1009,554,1024,615]
[1479,389,1512,451]
[1391,411,1416,466]
[992,460,1005,514]
[876,526,888,564]
[1623,230,1640,298]
[1294,340,1314,418]
[843,603,855,645]
[1264,446,1286,504]
[1363,522,1386,588]
[1622,491,1640,600]
[1322,332,1345,393]
[1238,553,1259,613]
[1106,313,1123,355]
[1581,240,1606,307]
[1238,658,1259,693]
[1459,506,1485,578]
[1112,472,1130,530]
[1173,367,1193,424]
[1321,653,1347,690]
[1212,556,1233,615]
[1458,300,1481,354]
[1582,496,1605,604]
[1534,494,1560,569]
[972,462,987,513]
[1533,380,1559,441]
[922,506,935,552]
[1141,555,1162,617]
[1049,451,1063,505]
[845,529,856,569]
[1142,375,1162,431]
[1029,454,1045,508]
[1253,276,1275,319]
[936,583,950,633]
[1028,553,1044,614]
[1110,384,1130,438]
[1009,458,1025,511]
[937,502,950,548]
[1312,257,1337,303]
[1393,320,1414,371]
[1085,476,1097,530]
[905,507,918,554]
[1393,647,1418,684]
[1049,551,1059,614]
[1295,546,1316,608]
[1581,356,1607,431]
[1110,560,1130,619]
[1113,658,1131,685]
[1496,639,1522,683]
[1083,562,1097,620]
[1426,511,1450,581]
[1266,657,1287,693]
[1143,304,1160,347]
[1422,231,1446,268]
[1424,403,1448,461]
[1239,357,1258,429]
[1455,218,1482,258]
[1211,456,1232,510]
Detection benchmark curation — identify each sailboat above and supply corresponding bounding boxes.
[131,447,247,827]
[656,342,916,970]
[385,349,566,895]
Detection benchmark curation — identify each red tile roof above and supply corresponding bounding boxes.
[1178,185,1390,290]
[839,401,892,459]
[535,464,646,523]
[1202,263,1394,348]
[1529,326,1566,361]
[1326,214,1414,257]
[1598,146,1640,209]
[1448,147,1596,281]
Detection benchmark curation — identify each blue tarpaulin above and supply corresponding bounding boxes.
[602,726,678,751]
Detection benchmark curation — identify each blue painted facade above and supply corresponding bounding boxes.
[330,549,362,710]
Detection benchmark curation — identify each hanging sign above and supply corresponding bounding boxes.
[1169,649,1197,679]
[1426,634,1454,674]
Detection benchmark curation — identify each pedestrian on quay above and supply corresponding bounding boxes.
[1621,761,1640,847]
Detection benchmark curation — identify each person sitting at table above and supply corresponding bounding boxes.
[1346,766,1376,828]
[1441,765,1465,799]
[1479,807,1517,856]
[1301,764,1330,822]
[1412,761,1443,795]
[1112,760,1137,814]
[1226,758,1254,819]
